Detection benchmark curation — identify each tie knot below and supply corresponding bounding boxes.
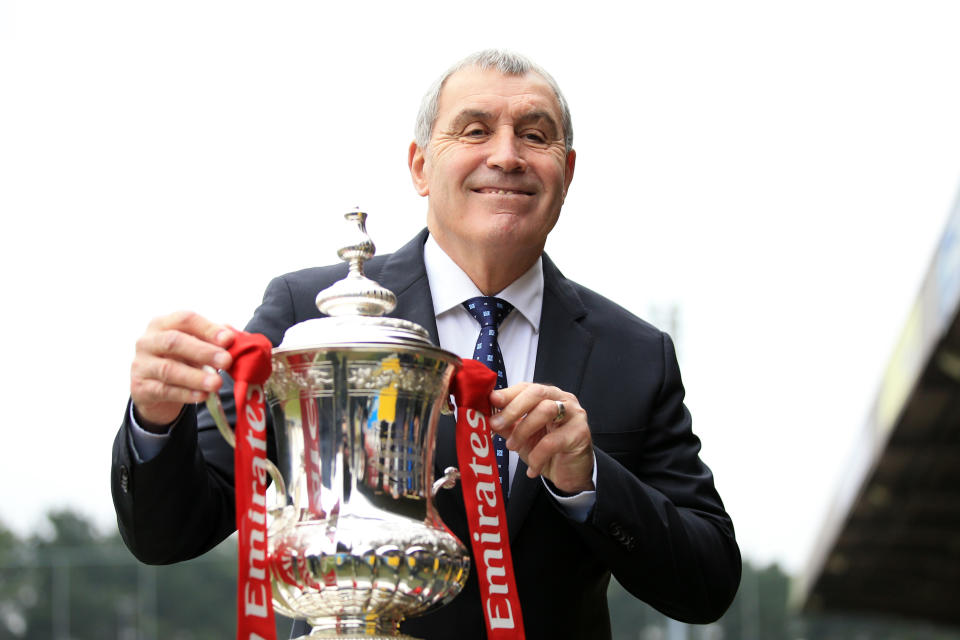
[462,296,514,329]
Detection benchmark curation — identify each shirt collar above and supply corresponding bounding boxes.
[423,234,543,333]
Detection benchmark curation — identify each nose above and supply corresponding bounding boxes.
[486,127,527,173]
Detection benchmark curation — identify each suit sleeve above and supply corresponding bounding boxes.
[110,275,295,564]
[567,332,741,623]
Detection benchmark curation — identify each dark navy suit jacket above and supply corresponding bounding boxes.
[112,229,740,639]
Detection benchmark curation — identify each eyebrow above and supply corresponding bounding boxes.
[515,110,558,128]
[448,109,494,132]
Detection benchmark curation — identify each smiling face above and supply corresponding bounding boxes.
[409,66,575,283]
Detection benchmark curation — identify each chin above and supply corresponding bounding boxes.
[481,216,551,251]
[482,213,527,237]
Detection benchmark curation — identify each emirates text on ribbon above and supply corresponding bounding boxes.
[464,408,516,630]
[242,385,271,623]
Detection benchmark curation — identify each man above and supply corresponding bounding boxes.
[113,50,740,638]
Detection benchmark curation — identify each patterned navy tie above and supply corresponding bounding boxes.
[463,296,514,497]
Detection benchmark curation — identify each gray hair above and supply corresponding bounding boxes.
[414,49,574,152]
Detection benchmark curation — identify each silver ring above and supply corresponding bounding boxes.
[553,400,566,423]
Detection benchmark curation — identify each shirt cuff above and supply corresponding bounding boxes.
[541,451,598,523]
[127,403,180,463]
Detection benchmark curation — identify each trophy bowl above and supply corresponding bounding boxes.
[266,338,468,638]
[211,211,469,639]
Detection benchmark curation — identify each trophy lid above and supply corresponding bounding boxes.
[275,209,439,352]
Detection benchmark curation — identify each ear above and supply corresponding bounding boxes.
[562,149,576,199]
[408,141,430,197]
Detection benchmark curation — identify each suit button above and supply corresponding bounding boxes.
[609,523,626,543]
[119,465,130,494]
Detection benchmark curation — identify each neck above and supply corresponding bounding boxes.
[429,226,542,295]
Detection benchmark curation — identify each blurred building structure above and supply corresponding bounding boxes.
[794,190,960,624]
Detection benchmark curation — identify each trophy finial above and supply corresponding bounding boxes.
[315,209,397,317]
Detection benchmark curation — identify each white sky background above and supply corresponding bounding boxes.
[1,1,959,576]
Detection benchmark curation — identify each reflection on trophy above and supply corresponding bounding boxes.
[210,210,469,638]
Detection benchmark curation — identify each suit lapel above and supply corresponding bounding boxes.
[506,254,593,542]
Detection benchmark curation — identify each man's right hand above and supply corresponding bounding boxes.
[129,311,235,432]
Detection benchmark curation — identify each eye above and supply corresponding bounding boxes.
[521,130,547,144]
[461,124,489,138]
[518,127,550,146]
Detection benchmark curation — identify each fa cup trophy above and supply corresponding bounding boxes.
[209,210,469,638]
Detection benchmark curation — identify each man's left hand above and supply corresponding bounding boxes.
[489,383,594,494]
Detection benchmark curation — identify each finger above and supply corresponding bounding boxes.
[511,415,547,461]
[525,426,593,483]
[489,383,553,435]
[524,427,581,475]
[136,328,233,371]
[132,353,223,394]
[489,382,529,409]
[492,384,567,441]
[505,397,567,450]
[147,311,235,348]
[131,375,212,407]
[523,430,563,477]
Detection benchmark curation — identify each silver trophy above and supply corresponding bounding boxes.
[209,211,469,638]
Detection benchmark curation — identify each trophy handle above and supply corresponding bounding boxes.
[431,466,461,496]
[203,366,287,500]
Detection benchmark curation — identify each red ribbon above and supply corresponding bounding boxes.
[226,332,276,640]
[450,359,526,639]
